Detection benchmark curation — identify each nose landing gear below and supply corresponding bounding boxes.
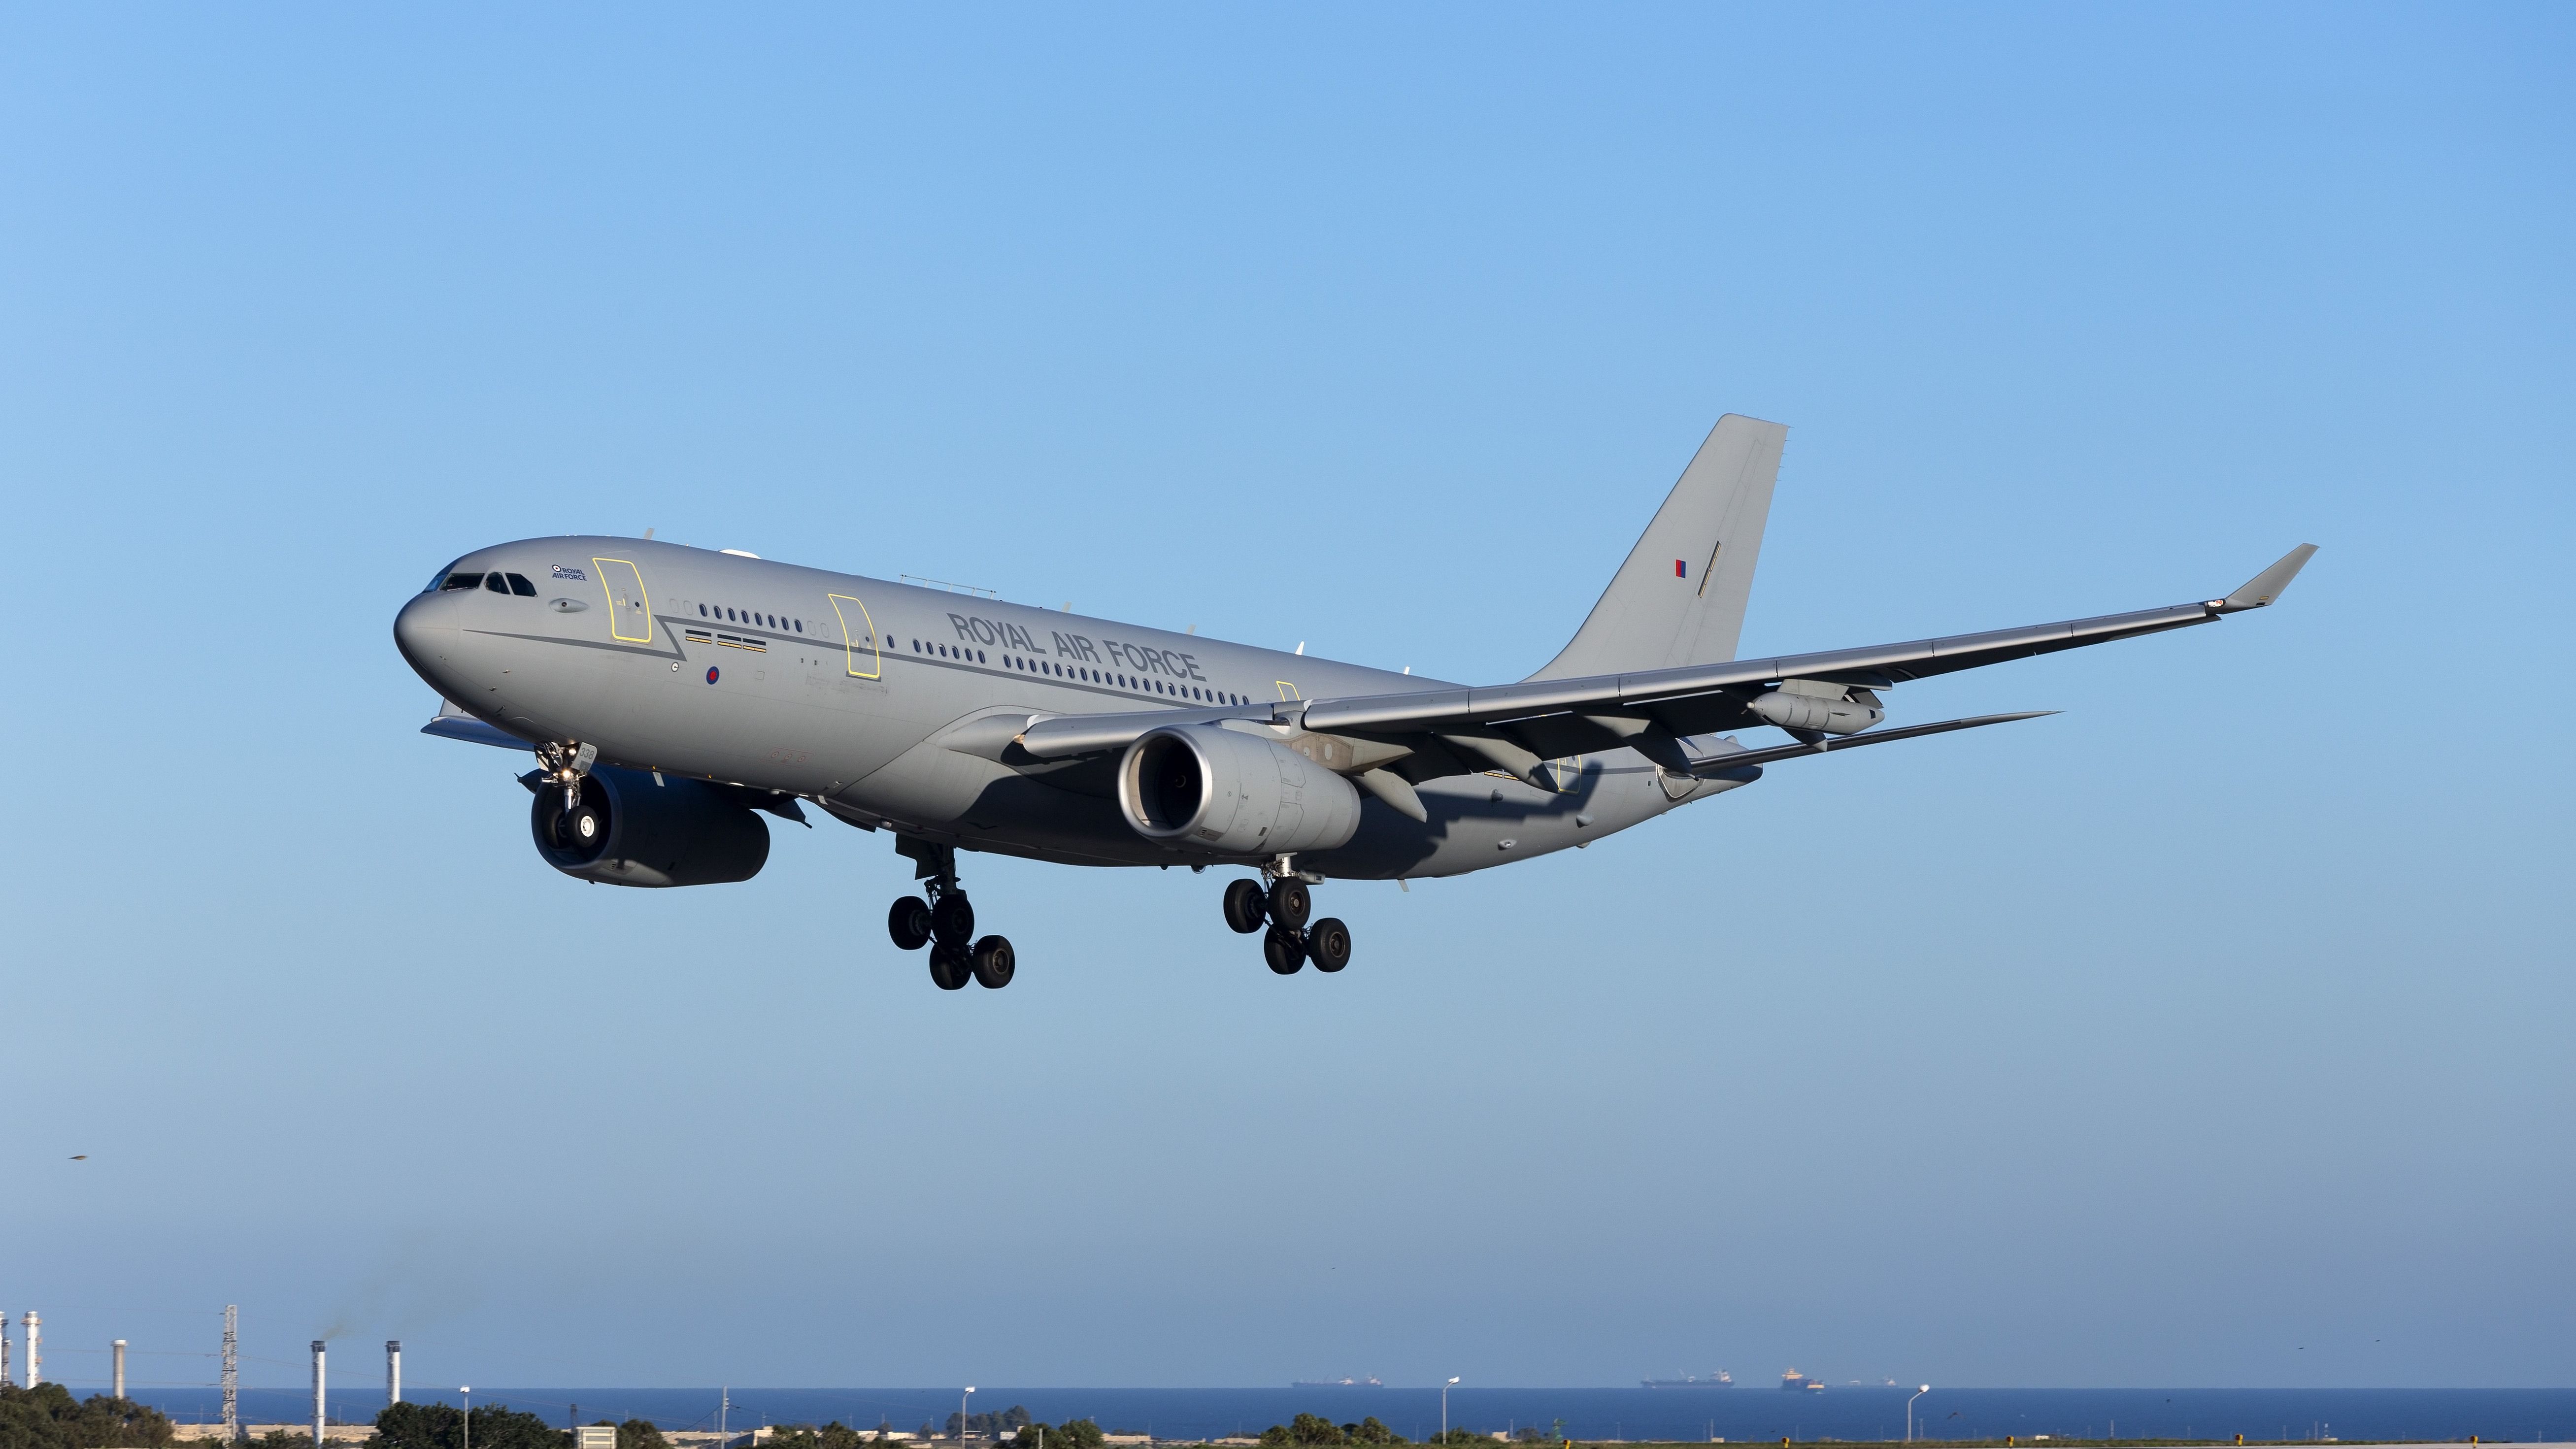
[535,740,601,844]
[889,837,1017,990]
[1224,859,1352,976]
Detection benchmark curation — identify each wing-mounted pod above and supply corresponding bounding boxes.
[523,764,771,887]
[1117,723,1362,857]
[1742,678,1885,738]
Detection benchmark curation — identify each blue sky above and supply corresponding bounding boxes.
[2,2,2569,1393]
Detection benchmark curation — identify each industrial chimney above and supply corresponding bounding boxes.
[114,1340,127,1398]
[22,1312,37,1387]
[311,1341,327,1448]
[386,1342,401,1406]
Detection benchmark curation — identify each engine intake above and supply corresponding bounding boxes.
[526,764,770,887]
[1118,723,1362,857]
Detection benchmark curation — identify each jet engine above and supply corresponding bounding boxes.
[525,764,770,887]
[1118,723,1362,856]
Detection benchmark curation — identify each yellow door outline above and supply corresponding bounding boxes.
[1548,755,1587,793]
[593,558,654,643]
[1274,680,1302,701]
[827,593,882,680]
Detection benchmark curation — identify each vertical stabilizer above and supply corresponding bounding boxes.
[1527,414,1787,681]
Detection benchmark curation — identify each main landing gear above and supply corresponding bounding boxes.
[888,838,1015,990]
[1223,862,1351,975]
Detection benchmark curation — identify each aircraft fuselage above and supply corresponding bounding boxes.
[393,536,1724,881]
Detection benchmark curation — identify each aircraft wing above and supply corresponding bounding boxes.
[1014,546,2313,773]
[1300,545,2316,736]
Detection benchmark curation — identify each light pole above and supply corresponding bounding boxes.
[962,1388,975,1448]
[462,1389,472,1449]
[1907,1387,1931,1444]
[1442,1379,1460,1443]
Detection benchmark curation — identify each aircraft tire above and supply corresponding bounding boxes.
[888,896,932,952]
[932,892,975,945]
[970,935,1016,989]
[557,803,605,850]
[1267,878,1311,930]
[927,942,972,990]
[1307,917,1351,973]
[1263,925,1306,975]
[1222,879,1266,934]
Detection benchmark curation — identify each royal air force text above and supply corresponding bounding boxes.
[945,612,1206,682]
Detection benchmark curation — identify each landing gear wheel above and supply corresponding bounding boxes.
[1267,878,1311,930]
[1222,879,1267,934]
[556,803,605,850]
[1263,925,1306,975]
[970,935,1016,989]
[1307,917,1352,973]
[927,941,971,990]
[888,896,932,952]
[931,892,975,945]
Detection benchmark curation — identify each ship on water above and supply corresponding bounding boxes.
[1780,1371,1823,1392]
[1640,1371,1733,1388]
[1290,1377,1384,1388]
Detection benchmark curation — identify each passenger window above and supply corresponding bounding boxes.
[700,604,708,617]
[506,573,537,596]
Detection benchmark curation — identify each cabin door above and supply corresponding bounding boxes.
[592,557,655,643]
[828,593,882,679]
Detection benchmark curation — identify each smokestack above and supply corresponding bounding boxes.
[114,1340,127,1398]
[2,1310,11,1388]
[22,1312,37,1387]
[386,1342,401,1406]
[312,1341,327,1448]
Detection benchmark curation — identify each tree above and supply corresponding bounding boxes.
[1007,1421,1103,1449]
[944,1410,1031,1441]
[1259,1415,1350,1448]
[374,1401,568,1449]
[0,1384,175,1449]
[610,1421,668,1449]
[1349,1421,1405,1446]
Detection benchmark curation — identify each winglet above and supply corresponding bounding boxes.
[2216,544,2318,613]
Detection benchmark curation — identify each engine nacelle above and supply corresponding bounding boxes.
[1747,681,1884,735]
[1118,723,1363,857]
[527,764,769,888]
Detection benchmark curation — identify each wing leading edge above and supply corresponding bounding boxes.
[1015,545,2316,763]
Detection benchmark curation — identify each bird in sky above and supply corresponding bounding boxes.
[70,1154,87,1160]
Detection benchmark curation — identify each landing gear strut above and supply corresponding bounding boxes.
[535,740,600,845]
[1221,857,1351,976]
[889,837,1016,990]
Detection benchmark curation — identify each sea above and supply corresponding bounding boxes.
[107,1386,2576,1445]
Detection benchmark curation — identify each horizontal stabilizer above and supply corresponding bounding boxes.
[1689,711,2056,774]
[2217,543,2318,613]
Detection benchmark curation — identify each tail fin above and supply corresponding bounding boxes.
[1527,413,1787,681]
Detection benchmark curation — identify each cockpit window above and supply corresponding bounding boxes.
[483,572,509,593]
[506,572,537,596]
[441,571,485,591]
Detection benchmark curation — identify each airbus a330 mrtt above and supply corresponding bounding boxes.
[394,415,2315,990]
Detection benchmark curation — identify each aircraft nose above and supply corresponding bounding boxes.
[393,591,459,688]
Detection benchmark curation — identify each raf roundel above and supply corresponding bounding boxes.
[704,665,720,685]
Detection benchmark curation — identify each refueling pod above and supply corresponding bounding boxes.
[1746,678,1884,735]
[1118,722,1363,857]
[525,764,770,887]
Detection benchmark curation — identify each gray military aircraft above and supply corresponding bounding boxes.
[395,414,2314,990]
